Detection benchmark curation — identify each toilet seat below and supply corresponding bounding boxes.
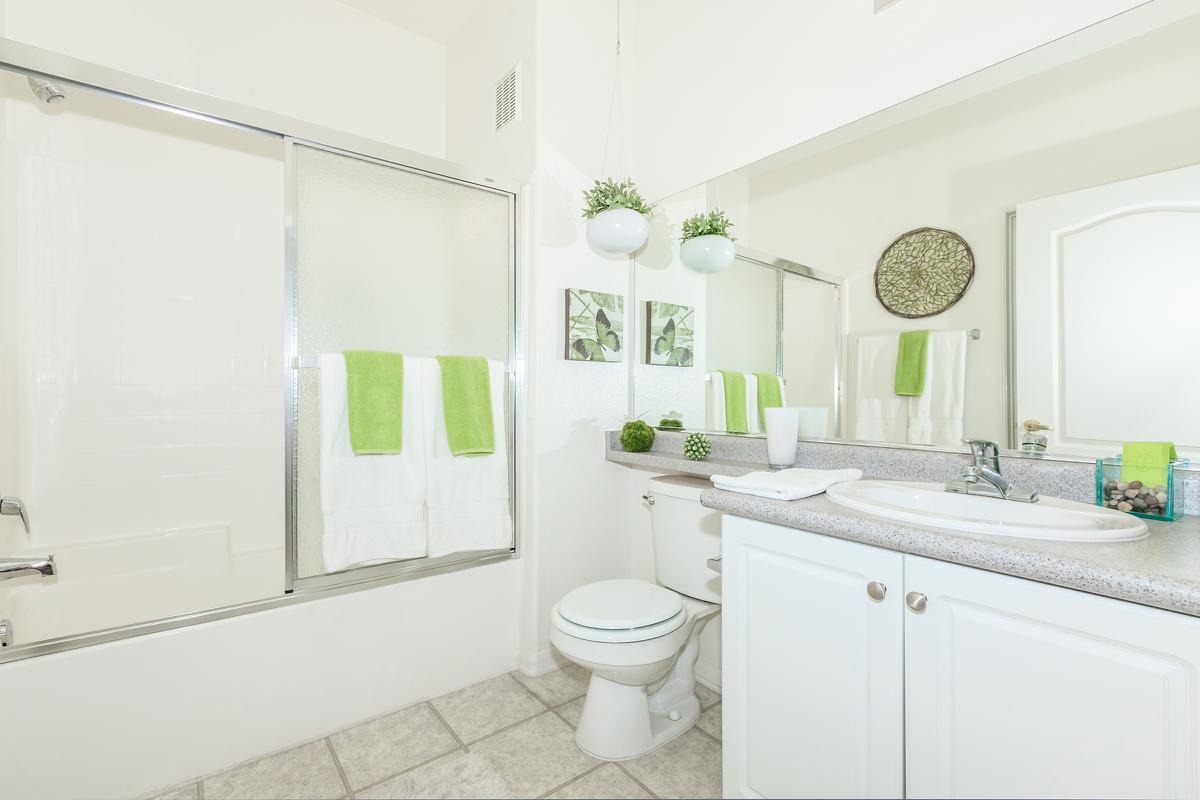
[553,579,687,643]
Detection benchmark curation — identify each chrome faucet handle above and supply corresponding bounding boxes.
[962,439,1001,473]
[0,496,29,535]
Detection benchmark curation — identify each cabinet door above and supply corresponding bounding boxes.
[904,555,1200,799]
[723,516,904,799]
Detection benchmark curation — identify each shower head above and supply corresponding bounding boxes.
[27,76,66,105]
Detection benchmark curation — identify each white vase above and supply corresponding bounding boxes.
[586,207,650,254]
[679,234,736,274]
[764,407,801,467]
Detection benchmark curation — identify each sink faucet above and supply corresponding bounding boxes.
[0,556,56,582]
[945,439,1039,503]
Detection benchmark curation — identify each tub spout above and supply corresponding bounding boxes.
[0,556,56,581]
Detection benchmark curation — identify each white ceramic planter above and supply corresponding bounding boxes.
[586,207,650,254]
[680,234,735,274]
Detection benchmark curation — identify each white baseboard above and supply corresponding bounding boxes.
[518,644,569,677]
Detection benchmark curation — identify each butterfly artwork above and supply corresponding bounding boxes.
[565,288,624,362]
[646,301,695,367]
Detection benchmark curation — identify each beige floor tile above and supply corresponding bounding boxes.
[467,712,599,797]
[623,729,722,799]
[329,703,458,790]
[511,664,591,706]
[695,683,721,710]
[146,782,199,800]
[356,750,511,799]
[549,764,653,799]
[555,696,586,728]
[431,673,546,742]
[203,740,345,800]
[697,704,721,741]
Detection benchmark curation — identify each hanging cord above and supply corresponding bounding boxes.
[599,0,628,180]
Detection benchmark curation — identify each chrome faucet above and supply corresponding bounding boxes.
[0,556,56,582]
[0,495,30,535]
[945,439,1039,503]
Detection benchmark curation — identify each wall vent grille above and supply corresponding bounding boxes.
[495,64,520,132]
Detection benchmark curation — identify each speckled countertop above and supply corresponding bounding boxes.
[701,488,1200,617]
[605,430,1200,617]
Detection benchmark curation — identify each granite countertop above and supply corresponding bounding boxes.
[701,487,1200,618]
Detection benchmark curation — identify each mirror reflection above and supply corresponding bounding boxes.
[633,13,1200,459]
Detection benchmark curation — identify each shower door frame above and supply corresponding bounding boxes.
[0,37,522,664]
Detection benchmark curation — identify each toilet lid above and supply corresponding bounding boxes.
[558,579,685,630]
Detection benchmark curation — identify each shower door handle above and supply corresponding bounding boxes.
[0,497,29,535]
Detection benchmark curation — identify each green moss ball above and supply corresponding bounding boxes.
[620,420,656,453]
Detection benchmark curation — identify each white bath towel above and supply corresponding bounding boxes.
[853,335,908,444]
[711,468,863,501]
[745,374,762,434]
[907,331,967,447]
[422,357,513,558]
[319,353,428,572]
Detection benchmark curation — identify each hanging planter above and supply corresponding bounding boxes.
[679,209,736,275]
[582,178,652,255]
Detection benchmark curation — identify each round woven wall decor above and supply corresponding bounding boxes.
[874,227,975,319]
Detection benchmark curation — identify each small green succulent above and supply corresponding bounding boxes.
[683,432,712,461]
[582,178,653,220]
[659,417,683,429]
[620,419,656,453]
[680,209,735,242]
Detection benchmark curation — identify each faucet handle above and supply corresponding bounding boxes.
[0,497,30,535]
[962,439,1001,472]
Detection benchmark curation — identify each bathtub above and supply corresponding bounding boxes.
[0,526,282,646]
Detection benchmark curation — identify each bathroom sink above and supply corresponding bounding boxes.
[825,480,1148,542]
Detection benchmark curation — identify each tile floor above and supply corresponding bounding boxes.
[147,665,723,800]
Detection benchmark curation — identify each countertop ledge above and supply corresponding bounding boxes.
[702,488,1200,618]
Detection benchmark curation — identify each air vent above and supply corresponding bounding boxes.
[495,64,520,132]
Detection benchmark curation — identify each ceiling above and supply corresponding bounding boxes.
[337,0,490,43]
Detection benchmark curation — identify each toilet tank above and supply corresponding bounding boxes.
[646,475,721,603]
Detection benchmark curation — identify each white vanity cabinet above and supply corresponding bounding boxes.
[722,516,1200,800]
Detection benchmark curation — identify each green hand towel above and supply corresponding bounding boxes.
[1121,441,1178,487]
[437,355,495,456]
[756,372,784,429]
[894,330,930,397]
[344,350,404,455]
[718,371,749,434]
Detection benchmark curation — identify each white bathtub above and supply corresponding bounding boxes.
[1,526,282,646]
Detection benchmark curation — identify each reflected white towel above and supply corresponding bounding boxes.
[712,468,863,501]
[422,357,513,558]
[854,335,908,443]
[319,354,428,572]
[706,371,762,433]
[907,331,966,447]
[745,374,761,434]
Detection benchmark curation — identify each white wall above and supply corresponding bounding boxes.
[3,0,448,157]
[630,0,1150,200]
[746,16,1200,443]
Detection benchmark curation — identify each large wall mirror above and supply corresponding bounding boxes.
[632,7,1200,460]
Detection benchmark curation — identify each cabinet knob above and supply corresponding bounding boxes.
[866,581,887,601]
[905,591,928,613]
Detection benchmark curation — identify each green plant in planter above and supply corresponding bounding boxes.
[620,419,656,453]
[658,409,683,429]
[683,432,712,461]
[680,209,735,242]
[582,178,653,220]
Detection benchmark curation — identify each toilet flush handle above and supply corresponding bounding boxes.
[707,557,722,573]
[641,493,655,506]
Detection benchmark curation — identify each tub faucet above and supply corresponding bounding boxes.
[0,556,56,582]
[945,439,1039,503]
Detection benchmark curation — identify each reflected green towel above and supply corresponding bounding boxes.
[344,350,404,455]
[1121,441,1177,487]
[437,355,495,456]
[894,330,930,397]
[719,370,749,434]
[756,372,784,429]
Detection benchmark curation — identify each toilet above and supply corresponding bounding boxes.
[551,475,721,760]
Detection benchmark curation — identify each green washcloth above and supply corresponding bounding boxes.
[344,351,404,455]
[718,371,749,434]
[894,330,930,397]
[756,372,784,429]
[437,356,495,456]
[1121,441,1177,487]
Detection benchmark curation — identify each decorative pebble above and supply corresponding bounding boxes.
[1132,498,1147,510]
[1125,489,1139,498]
[1157,492,1168,503]
[1117,501,1133,512]
[1155,485,1167,494]
[1130,480,1144,490]
[1117,482,1129,491]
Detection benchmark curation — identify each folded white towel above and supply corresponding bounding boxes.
[422,357,513,558]
[319,353,428,572]
[711,467,863,501]
[854,334,908,443]
[907,330,967,447]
